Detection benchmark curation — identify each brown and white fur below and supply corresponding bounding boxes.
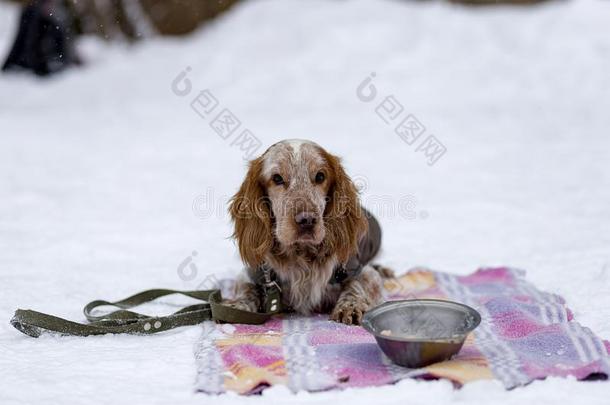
[227,139,388,325]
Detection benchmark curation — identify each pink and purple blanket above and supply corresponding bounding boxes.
[194,267,610,394]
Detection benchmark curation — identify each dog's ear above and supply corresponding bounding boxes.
[323,152,368,264]
[229,157,273,269]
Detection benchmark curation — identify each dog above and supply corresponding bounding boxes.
[226,139,391,325]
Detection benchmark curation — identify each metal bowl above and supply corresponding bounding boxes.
[362,299,481,368]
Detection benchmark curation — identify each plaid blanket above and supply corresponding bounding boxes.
[194,267,610,394]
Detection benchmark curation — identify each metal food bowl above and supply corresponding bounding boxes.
[362,299,481,368]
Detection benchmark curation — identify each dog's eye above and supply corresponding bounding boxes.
[272,174,284,185]
[315,171,325,184]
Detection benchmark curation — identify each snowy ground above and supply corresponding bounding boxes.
[1,0,610,403]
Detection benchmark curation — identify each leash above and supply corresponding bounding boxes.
[10,239,373,338]
[10,287,281,338]
[10,209,382,338]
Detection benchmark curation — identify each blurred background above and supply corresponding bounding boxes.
[1,0,552,75]
[1,1,609,402]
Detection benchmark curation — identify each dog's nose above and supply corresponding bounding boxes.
[295,212,317,232]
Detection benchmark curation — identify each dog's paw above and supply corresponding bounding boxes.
[372,263,395,279]
[222,299,258,313]
[330,300,369,325]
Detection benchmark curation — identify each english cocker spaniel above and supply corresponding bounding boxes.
[227,139,390,325]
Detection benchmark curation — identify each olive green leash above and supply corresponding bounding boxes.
[11,287,281,338]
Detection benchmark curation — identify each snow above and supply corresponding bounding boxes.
[1,0,609,403]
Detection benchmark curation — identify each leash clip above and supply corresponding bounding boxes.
[260,266,282,314]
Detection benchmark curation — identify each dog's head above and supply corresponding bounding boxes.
[229,139,367,269]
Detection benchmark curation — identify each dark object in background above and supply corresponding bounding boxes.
[5,0,242,39]
[2,0,79,76]
[140,0,240,36]
[1,0,241,76]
